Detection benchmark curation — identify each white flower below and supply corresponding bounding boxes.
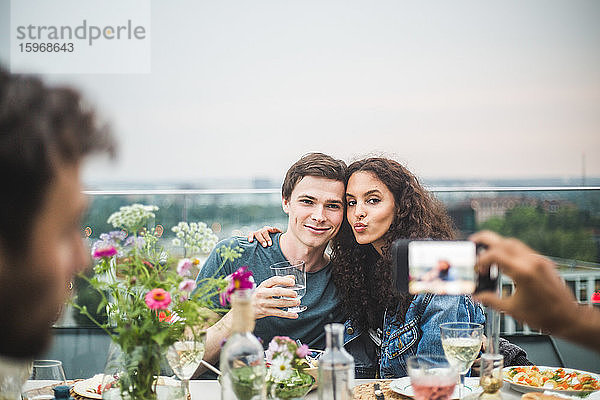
[270,356,293,381]
[172,238,181,246]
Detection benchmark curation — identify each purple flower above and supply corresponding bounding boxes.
[177,259,193,277]
[179,279,196,292]
[124,236,145,249]
[219,266,255,306]
[93,246,117,258]
[296,344,310,358]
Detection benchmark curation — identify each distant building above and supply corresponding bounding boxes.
[470,196,538,225]
[446,196,574,232]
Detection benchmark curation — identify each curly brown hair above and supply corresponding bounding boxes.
[330,157,455,330]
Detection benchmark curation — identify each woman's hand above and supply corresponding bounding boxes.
[247,225,282,247]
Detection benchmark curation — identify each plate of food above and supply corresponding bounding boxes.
[72,374,105,399]
[389,376,481,399]
[504,366,600,396]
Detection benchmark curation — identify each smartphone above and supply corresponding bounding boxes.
[391,239,498,295]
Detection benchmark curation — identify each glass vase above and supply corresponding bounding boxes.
[101,342,185,400]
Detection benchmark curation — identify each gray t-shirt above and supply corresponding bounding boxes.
[196,232,341,349]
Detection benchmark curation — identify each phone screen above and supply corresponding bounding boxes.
[408,241,477,295]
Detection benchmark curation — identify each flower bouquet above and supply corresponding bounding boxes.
[265,336,315,400]
[74,204,239,400]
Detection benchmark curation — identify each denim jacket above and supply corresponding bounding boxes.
[343,294,485,378]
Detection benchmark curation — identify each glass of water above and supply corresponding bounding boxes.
[270,260,307,312]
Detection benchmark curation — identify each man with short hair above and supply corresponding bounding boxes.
[195,153,347,375]
[0,67,114,359]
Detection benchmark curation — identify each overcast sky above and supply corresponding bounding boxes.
[1,0,599,185]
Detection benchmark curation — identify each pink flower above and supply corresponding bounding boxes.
[93,246,117,258]
[145,288,171,310]
[177,259,193,276]
[296,344,310,358]
[179,279,196,292]
[220,266,255,305]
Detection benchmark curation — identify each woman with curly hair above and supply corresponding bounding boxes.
[330,157,485,378]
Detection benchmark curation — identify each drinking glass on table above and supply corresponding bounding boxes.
[478,353,503,399]
[21,360,66,400]
[440,322,483,400]
[167,331,206,397]
[270,260,307,312]
[407,355,458,400]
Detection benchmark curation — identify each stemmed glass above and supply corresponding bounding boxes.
[21,360,66,400]
[166,332,206,398]
[440,322,483,400]
[270,260,307,312]
[407,355,458,400]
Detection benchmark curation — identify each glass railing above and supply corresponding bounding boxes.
[62,186,600,336]
[48,186,600,377]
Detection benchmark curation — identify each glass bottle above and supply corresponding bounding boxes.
[318,323,355,400]
[220,289,267,400]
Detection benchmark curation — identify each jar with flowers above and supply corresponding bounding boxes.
[265,336,315,400]
[74,204,238,400]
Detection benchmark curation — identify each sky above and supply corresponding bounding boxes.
[1,0,599,186]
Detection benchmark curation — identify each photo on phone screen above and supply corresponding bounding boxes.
[408,241,477,295]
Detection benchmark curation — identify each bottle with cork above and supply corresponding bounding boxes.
[220,288,267,400]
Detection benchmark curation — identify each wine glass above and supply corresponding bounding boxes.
[407,355,458,400]
[21,360,66,400]
[440,322,483,400]
[269,260,307,312]
[166,332,206,397]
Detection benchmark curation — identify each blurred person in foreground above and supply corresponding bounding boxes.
[471,230,600,353]
[0,67,114,360]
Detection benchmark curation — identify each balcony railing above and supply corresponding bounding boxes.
[46,186,600,377]
[66,186,600,336]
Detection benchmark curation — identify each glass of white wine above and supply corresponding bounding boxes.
[269,260,307,312]
[166,332,206,397]
[440,322,483,400]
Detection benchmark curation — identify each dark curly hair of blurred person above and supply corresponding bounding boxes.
[330,157,455,331]
[0,67,114,257]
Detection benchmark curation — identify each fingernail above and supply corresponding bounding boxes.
[262,242,267,247]
[268,241,272,246]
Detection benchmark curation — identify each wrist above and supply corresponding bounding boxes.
[554,303,600,352]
